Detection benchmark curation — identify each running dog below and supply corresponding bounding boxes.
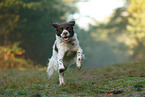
[46,21,84,85]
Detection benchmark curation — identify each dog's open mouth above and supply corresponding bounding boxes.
[63,36,69,41]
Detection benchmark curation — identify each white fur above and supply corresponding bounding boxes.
[61,29,70,37]
[46,33,84,85]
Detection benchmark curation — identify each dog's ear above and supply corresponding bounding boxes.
[69,21,75,26]
[50,21,59,28]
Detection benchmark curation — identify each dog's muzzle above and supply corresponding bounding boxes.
[61,29,70,41]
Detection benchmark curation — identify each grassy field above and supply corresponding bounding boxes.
[0,62,145,97]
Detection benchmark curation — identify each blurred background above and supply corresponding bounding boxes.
[0,0,145,69]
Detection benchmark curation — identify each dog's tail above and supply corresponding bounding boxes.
[46,57,57,78]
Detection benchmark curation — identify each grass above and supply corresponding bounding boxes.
[0,62,145,96]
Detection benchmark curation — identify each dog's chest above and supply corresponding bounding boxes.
[63,50,77,60]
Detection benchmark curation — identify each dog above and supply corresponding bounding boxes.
[46,21,84,85]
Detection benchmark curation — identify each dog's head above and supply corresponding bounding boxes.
[51,21,75,42]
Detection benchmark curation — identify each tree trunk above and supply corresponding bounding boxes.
[4,33,8,61]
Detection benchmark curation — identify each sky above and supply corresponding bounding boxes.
[72,0,125,28]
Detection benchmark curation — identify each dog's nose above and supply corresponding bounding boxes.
[63,32,68,35]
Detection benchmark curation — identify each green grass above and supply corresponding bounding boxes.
[0,62,145,96]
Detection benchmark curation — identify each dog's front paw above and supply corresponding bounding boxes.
[59,68,65,73]
[59,65,65,73]
[76,57,82,70]
[76,52,84,69]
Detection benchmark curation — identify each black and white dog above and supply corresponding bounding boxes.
[46,21,84,85]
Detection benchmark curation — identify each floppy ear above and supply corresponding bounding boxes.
[50,21,59,28]
[69,21,75,26]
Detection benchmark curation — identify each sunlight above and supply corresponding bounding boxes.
[73,0,125,28]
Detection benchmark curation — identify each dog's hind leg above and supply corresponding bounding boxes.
[59,72,65,86]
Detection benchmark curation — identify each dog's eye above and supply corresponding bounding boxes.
[60,28,63,31]
[66,27,69,30]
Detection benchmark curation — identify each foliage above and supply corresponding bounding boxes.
[126,0,145,61]
[0,62,145,96]
[0,42,33,69]
[0,0,79,68]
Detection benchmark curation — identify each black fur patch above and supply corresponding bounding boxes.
[54,44,58,53]
[51,21,75,37]
[63,51,77,60]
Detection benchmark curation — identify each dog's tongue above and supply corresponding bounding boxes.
[64,37,69,41]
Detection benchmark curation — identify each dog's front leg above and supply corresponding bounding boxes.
[76,47,84,69]
[57,49,65,73]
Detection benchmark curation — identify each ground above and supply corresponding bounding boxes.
[0,62,145,96]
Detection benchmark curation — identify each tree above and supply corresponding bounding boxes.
[127,0,145,60]
[0,0,26,68]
